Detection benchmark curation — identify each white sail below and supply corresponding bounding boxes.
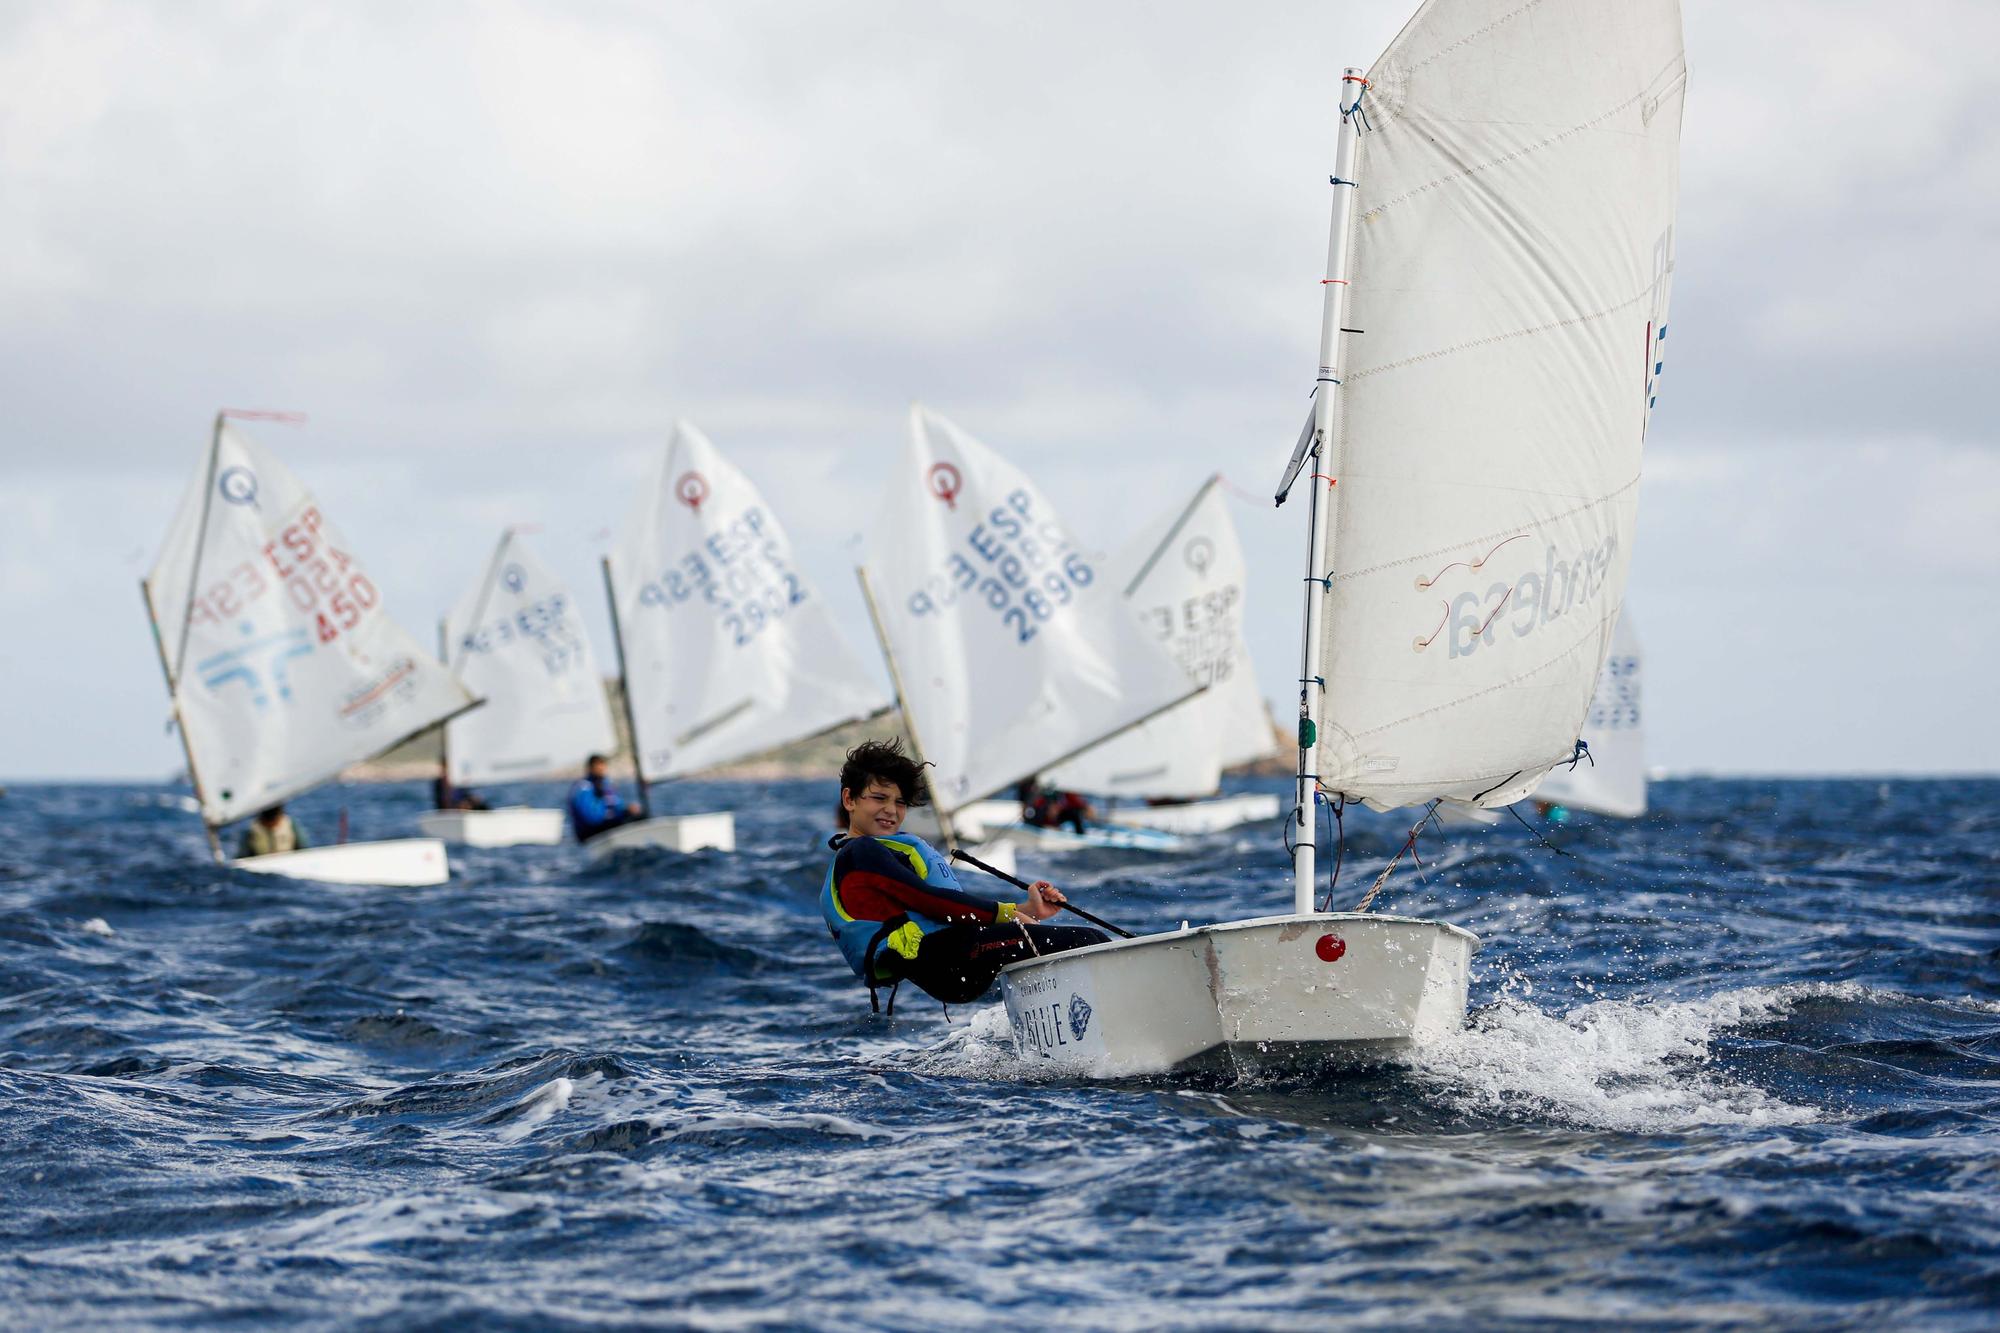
[1313,0,1685,809]
[607,421,886,780]
[443,530,616,786]
[860,406,1200,812]
[1045,477,1276,798]
[145,420,476,826]
[1535,607,1645,817]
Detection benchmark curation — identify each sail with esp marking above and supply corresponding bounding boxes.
[859,406,1200,812]
[443,530,616,786]
[1045,477,1276,798]
[1534,608,1645,817]
[145,419,476,826]
[606,421,886,780]
[1313,0,1685,809]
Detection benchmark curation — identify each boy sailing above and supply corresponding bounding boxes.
[821,740,1104,1011]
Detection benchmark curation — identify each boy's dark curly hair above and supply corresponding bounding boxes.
[838,737,932,807]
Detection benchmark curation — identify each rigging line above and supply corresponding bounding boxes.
[1507,803,1575,859]
[1215,474,1268,508]
[1353,802,1433,913]
[1315,787,1348,913]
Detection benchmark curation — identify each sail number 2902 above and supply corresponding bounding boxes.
[904,489,1093,644]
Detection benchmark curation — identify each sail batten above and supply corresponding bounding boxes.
[148,421,476,827]
[607,421,886,780]
[1313,0,1684,810]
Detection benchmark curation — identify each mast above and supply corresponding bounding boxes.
[436,616,452,789]
[1290,67,1368,915]
[140,578,224,864]
[600,555,651,815]
[855,566,957,846]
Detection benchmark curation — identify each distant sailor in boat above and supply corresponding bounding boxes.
[567,754,644,843]
[238,805,307,858]
[1018,777,1093,835]
[823,740,1105,1012]
[432,764,490,813]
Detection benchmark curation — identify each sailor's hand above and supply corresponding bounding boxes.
[1022,880,1065,922]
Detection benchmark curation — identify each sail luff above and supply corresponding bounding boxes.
[169,414,225,688]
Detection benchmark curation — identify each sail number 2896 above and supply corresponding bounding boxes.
[904,489,1093,644]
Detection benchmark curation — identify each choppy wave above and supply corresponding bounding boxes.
[1,776,1996,1328]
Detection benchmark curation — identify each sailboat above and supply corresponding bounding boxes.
[415,528,618,847]
[1533,609,1646,818]
[857,406,1204,855]
[1041,476,1283,835]
[143,415,479,887]
[592,421,888,860]
[998,0,1685,1075]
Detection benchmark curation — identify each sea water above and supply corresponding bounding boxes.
[1,777,1996,1328]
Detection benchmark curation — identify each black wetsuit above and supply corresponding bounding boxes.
[898,921,1108,1003]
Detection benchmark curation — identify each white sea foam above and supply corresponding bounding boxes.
[1403,983,1849,1131]
[494,1076,573,1143]
[79,917,114,937]
[904,1005,1042,1081]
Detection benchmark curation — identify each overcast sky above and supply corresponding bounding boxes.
[3,0,1995,781]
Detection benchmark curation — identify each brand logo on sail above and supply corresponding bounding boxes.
[339,656,418,725]
[501,564,527,594]
[675,472,710,512]
[1423,532,1620,660]
[1183,536,1214,577]
[926,462,962,510]
[196,627,312,709]
[218,467,259,509]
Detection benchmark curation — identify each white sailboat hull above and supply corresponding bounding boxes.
[228,839,452,887]
[943,799,1030,840]
[986,822,1184,854]
[414,807,567,847]
[582,812,736,861]
[1099,794,1282,836]
[1000,912,1476,1078]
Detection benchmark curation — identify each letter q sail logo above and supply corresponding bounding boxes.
[217,466,259,509]
[674,472,710,512]
[927,462,962,511]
